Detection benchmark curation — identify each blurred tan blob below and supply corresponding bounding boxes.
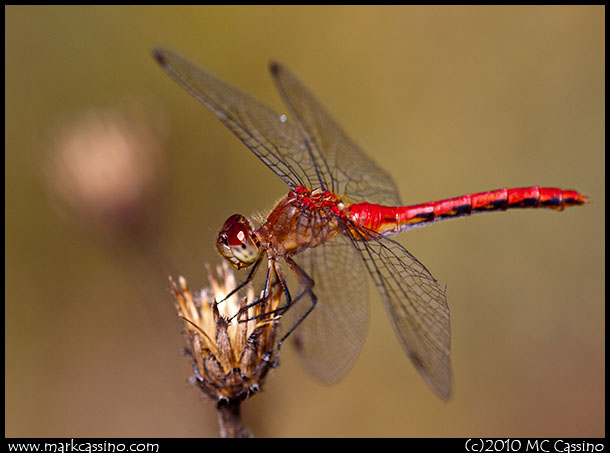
[45,100,168,243]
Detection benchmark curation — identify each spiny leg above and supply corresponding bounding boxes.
[271,256,318,367]
[229,256,317,369]
[228,258,274,322]
[227,255,311,322]
[236,260,309,322]
[216,257,263,305]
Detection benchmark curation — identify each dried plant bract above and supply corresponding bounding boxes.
[171,263,282,437]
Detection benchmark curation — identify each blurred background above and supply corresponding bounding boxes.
[6,6,604,437]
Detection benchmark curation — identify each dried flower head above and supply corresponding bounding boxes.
[171,262,282,403]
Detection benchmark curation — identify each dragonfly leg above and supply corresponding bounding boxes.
[236,256,314,323]
[227,256,317,370]
[271,256,317,367]
[228,258,274,322]
[232,260,295,325]
[217,257,263,305]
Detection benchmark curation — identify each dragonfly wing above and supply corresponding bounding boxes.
[153,48,321,189]
[290,234,369,383]
[269,62,402,207]
[348,231,452,400]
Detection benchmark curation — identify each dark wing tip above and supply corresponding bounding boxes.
[407,350,452,402]
[269,61,282,76]
[152,48,169,67]
[436,380,452,402]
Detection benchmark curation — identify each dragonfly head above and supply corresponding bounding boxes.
[216,214,261,270]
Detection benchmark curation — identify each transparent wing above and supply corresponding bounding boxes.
[153,48,321,189]
[290,234,369,383]
[348,230,452,400]
[269,62,402,206]
[153,49,403,205]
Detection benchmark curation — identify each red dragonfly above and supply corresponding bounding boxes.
[153,49,587,400]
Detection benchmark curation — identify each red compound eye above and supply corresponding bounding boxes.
[227,222,248,247]
[217,214,259,269]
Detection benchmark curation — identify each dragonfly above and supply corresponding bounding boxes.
[153,48,588,401]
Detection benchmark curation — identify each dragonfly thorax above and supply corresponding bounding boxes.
[256,187,346,258]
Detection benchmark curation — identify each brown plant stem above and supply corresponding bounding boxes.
[216,399,253,438]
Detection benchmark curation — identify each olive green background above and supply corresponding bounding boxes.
[6,6,604,437]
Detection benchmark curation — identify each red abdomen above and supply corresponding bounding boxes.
[347,186,588,236]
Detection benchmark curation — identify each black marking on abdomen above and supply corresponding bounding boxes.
[540,196,563,208]
[439,203,472,218]
[509,197,540,208]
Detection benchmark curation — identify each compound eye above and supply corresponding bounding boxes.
[226,222,248,247]
[216,214,260,269]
